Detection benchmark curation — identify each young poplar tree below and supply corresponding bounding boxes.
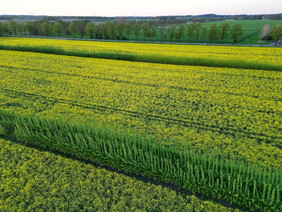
[230,24,244,44]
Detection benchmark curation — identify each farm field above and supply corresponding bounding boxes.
[0,138,240,211]
[0,49,281,167]
[0,38,282,70]
[0,38,281,211]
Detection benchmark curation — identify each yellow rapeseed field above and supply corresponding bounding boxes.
[0,37,281,67]
[0,50,281,168]
[1,138,242,211]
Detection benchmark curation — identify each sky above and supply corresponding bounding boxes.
[2,0,282,17]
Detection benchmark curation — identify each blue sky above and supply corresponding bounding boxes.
[2,0,282,16]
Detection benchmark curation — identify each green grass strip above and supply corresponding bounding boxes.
[0,44,281,71]
[0,110,281,211]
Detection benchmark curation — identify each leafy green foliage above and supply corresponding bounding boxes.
[271,24,282,44]
[0,111,281,211]
[230,25,244,44]
[0,124,5,136]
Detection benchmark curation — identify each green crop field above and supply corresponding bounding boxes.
[0,38,281,211]
[199,19,282,44]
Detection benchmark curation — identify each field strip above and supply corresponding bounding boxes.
[1,64,281,102]
[0,138,241,211]
[0,46,281,71]
[1,112,281,211]
[1,88,280,146]
[1,60,281,81]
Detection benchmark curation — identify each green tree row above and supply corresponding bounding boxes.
[0,19,281,44]
[166,22,244,43]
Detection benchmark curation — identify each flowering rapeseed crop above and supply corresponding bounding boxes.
[0,50,280,169]
[0,37,281,70]
[1,138,240,211]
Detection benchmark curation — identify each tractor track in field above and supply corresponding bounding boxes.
[1,65,281,102]
[0,59,280,81]
[1,88,281,148]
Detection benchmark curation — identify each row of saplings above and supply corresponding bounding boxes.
[1,19,278,44]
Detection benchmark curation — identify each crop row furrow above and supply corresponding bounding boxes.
[1,65,280,102]
[1,88,280,147]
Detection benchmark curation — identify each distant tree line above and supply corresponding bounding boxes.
[1,19,280,44]
[163,22,245,44]
[263,14,282,20]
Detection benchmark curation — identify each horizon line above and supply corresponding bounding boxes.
[0,12,281,18]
